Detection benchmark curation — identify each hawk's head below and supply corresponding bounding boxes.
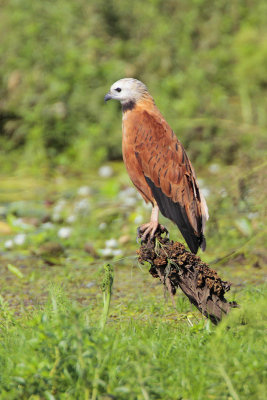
[104,78,148,105]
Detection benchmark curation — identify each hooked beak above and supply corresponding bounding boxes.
[104,92,112,102]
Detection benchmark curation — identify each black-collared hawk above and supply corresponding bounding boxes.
[104,78,209,254]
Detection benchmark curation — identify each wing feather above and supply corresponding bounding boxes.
[130,109,208,253]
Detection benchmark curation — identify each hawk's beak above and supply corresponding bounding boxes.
[104,93,112,102]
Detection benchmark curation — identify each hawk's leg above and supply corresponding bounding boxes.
[137,205,168,241]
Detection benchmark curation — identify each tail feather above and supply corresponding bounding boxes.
[145,176,205,254]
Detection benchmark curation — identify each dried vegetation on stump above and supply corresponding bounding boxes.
[137,229,238,324]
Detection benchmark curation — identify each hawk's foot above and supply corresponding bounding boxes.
[137,223,169,242]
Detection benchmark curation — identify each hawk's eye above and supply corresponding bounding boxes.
[115,88,121,92]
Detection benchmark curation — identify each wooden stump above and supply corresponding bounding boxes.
[137,230,238,324]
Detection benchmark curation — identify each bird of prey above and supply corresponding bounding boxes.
[104,78,209,254]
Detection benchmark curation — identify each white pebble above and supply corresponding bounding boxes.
[105,238,118,248]
[58,227,72,239]
[118,187,138,207]
[12,218,29,229]
[77,186,92,196]
[100,248,114,257]
[52,213,61,222]
[112,249,122,256]
[66,214,76,223]
[74,198,90,213]
[4,239,14,249]
[42,222,54,230]
[14,233,26,246]
[53,199,66,214]
[98,165,114,178]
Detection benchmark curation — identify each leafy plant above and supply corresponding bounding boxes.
[99,263,114,329]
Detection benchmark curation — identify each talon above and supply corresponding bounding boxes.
[137,221,159,242]
[159,224,169,237]
[137,221,169,243]
[141,226,152,241]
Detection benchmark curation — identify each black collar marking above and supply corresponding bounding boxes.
[122,100,136,112]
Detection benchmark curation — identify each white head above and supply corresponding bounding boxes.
[104,78,148,105]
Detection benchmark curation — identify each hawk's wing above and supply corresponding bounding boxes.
[133,110,208,253]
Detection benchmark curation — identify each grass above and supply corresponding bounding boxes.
[0,163,266,399]
[0,285,266,399]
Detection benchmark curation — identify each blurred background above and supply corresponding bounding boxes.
[1,0,267,168]
[0,2,266,396]
[0,0,266,292]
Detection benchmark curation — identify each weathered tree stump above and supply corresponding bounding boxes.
[137,229,238,324]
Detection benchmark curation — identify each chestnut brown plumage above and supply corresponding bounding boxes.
[105,78,209,254]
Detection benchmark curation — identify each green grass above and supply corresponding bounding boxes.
[0,164,266,399]
[0,285,266,399]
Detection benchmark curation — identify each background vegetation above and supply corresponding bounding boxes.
[0,0,267,168]
[0,0,266,398]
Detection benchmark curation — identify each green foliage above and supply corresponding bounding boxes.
[0,0,266,168]
[99,264,114,329]
[0,163,265,400]
[0,286,266,399]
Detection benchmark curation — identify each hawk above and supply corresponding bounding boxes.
[104,78,209,254]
